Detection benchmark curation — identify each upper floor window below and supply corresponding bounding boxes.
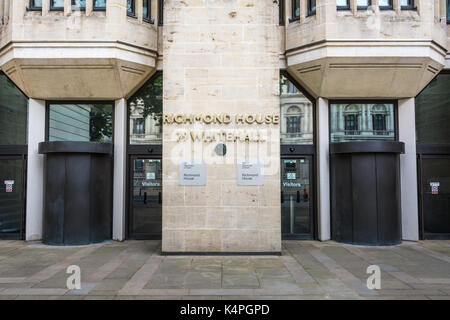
[357,0,371,10]
[158,0,164,25]
[94,0,106,10]
[292,0,300,20]
[308,0,316,16]
[29,0,42,10]
[143,0,153,23]
[51,0,64,10]
[336,0,350,10]
[448,0,450,24]
[400,0,414,9]
[127,0,136,17]
[72,0,86,10]
[279,0,285,25]
[379,0,393,10]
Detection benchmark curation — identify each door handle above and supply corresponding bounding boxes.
[158,192,162,204]
[281,191,284,203]
[144,192,147,204]
[297,190,300,203]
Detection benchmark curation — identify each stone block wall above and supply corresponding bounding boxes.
[162,0,281,253]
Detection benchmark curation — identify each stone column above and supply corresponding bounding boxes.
[113,98,127,241]
[398,98,419,241]
[316,97,331,241]
[162,0,281,253]
[26,99,46,241]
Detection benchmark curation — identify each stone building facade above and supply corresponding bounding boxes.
[0,0,449,252]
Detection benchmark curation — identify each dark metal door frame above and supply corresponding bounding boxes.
[0,155,27,240]
[127,154,162,240]
[417,154,450,240]
[281,154,315,240]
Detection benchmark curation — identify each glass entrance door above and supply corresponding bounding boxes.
[129,157,162,239]
[281,157,314,239]
[420,157,450,239]
[0,157,26,239]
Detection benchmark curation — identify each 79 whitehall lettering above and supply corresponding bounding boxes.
[179,304,270,317]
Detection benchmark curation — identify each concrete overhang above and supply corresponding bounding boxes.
[286,39,447,99]
[0,41,157,100]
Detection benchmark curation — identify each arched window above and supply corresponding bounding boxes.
[128,73,163,145]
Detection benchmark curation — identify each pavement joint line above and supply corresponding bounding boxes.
[0,277,28,284]
[408,244,450,264]
[118,254,164,295]
[343,245,421,286]
[25,246,101,283]
[0,288,69,296]
[299,242,375,297]
[84,246,136,282]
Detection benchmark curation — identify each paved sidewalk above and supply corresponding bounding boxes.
[0,240,449,300]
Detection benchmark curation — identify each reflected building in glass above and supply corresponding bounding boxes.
[280,75,313,145]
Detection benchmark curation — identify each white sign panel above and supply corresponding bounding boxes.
[4,180,14,193]
[179,160,206,186]
[237,161,264,186]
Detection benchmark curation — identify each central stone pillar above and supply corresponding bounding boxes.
[162,0,281,253]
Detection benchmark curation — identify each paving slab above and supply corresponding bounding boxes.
[0,240,446,300]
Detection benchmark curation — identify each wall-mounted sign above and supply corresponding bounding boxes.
[4,180,14,193]
[146,172,156,180]
[430,182,440,195]
[179,161,206,186]
[163,113,279,144]
[237,161,264,186]
[286,172,296,180]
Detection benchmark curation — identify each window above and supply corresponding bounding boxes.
[143,0,152,23]
[330,103,395,143]
[400,0,414,9]
[292,0,300,20]
[134,118,145,135]
[308,0,316,16]
[337,0,350,10]
[72,0,86,10]
[51,0,64,10]
[128,73,163,145]
[372,114,387,135]
[344,115,358,134]
[448,0,450,24]
[279,0,285,25]
[94,0,106,10]
[416,73,450,144]
[127,0,135,17]
[357,0,371,10]
[379,0,393,10]
[29,0,42,10]
[48,103,113,143]
[0,73,28,145]
[287,116,301,134]
[280,74,314,145]
[158,0,164,25]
